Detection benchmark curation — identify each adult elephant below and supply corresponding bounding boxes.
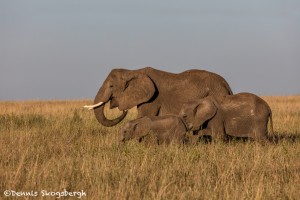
[84,67,232,127]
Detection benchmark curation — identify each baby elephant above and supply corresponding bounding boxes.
[119,115,187,145]
[179,93,273,142]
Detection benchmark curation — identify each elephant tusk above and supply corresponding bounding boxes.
[83,102,104,110]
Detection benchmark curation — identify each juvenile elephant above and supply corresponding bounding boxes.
[84,67,232,127]
[179,93,274,141]
[119,115,187,145]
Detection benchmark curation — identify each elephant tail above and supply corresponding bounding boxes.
[268,111,274,136]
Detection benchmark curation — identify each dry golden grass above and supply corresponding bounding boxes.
[0,96,300,199]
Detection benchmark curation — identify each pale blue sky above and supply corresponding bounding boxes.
[1,0,299,100]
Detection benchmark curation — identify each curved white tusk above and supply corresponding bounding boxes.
[83,102,104,110]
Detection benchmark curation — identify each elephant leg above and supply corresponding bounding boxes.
[163,131,175,145]
[252,132,269,145]
[190,128,214,144]
[197,128,212,136]
[165,137,172,145]
[250,119,270,143]
[173,133,185,145]
[210,126,227,142]
[186,130,198,144]
[140,134,158,146]
[252,127,269,143]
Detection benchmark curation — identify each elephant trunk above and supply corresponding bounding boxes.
[94,103,127,127]
[93,91,127,127]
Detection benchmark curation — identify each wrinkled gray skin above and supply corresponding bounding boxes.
[179,93,274,141]
[119,115,187,145]
[92,67,232,127]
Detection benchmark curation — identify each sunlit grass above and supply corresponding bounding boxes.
[0,96,299,199]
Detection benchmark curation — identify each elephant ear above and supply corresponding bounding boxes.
[118,74,155,110]
[132,117,151,138]
[192,97,217,130]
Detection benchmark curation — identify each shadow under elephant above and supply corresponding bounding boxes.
[186,132,300,145]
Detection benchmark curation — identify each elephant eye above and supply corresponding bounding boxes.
[182,115,187,121]
[193,106,199,114]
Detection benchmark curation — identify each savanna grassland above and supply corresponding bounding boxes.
[0,96,300,200]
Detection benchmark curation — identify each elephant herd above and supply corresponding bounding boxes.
[84,67,273,144]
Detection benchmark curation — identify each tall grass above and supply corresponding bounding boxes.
[0,96,300,199]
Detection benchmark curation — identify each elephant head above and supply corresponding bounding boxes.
[84,69,156,127]
[119,117,152,142]
[179,96,217,131]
